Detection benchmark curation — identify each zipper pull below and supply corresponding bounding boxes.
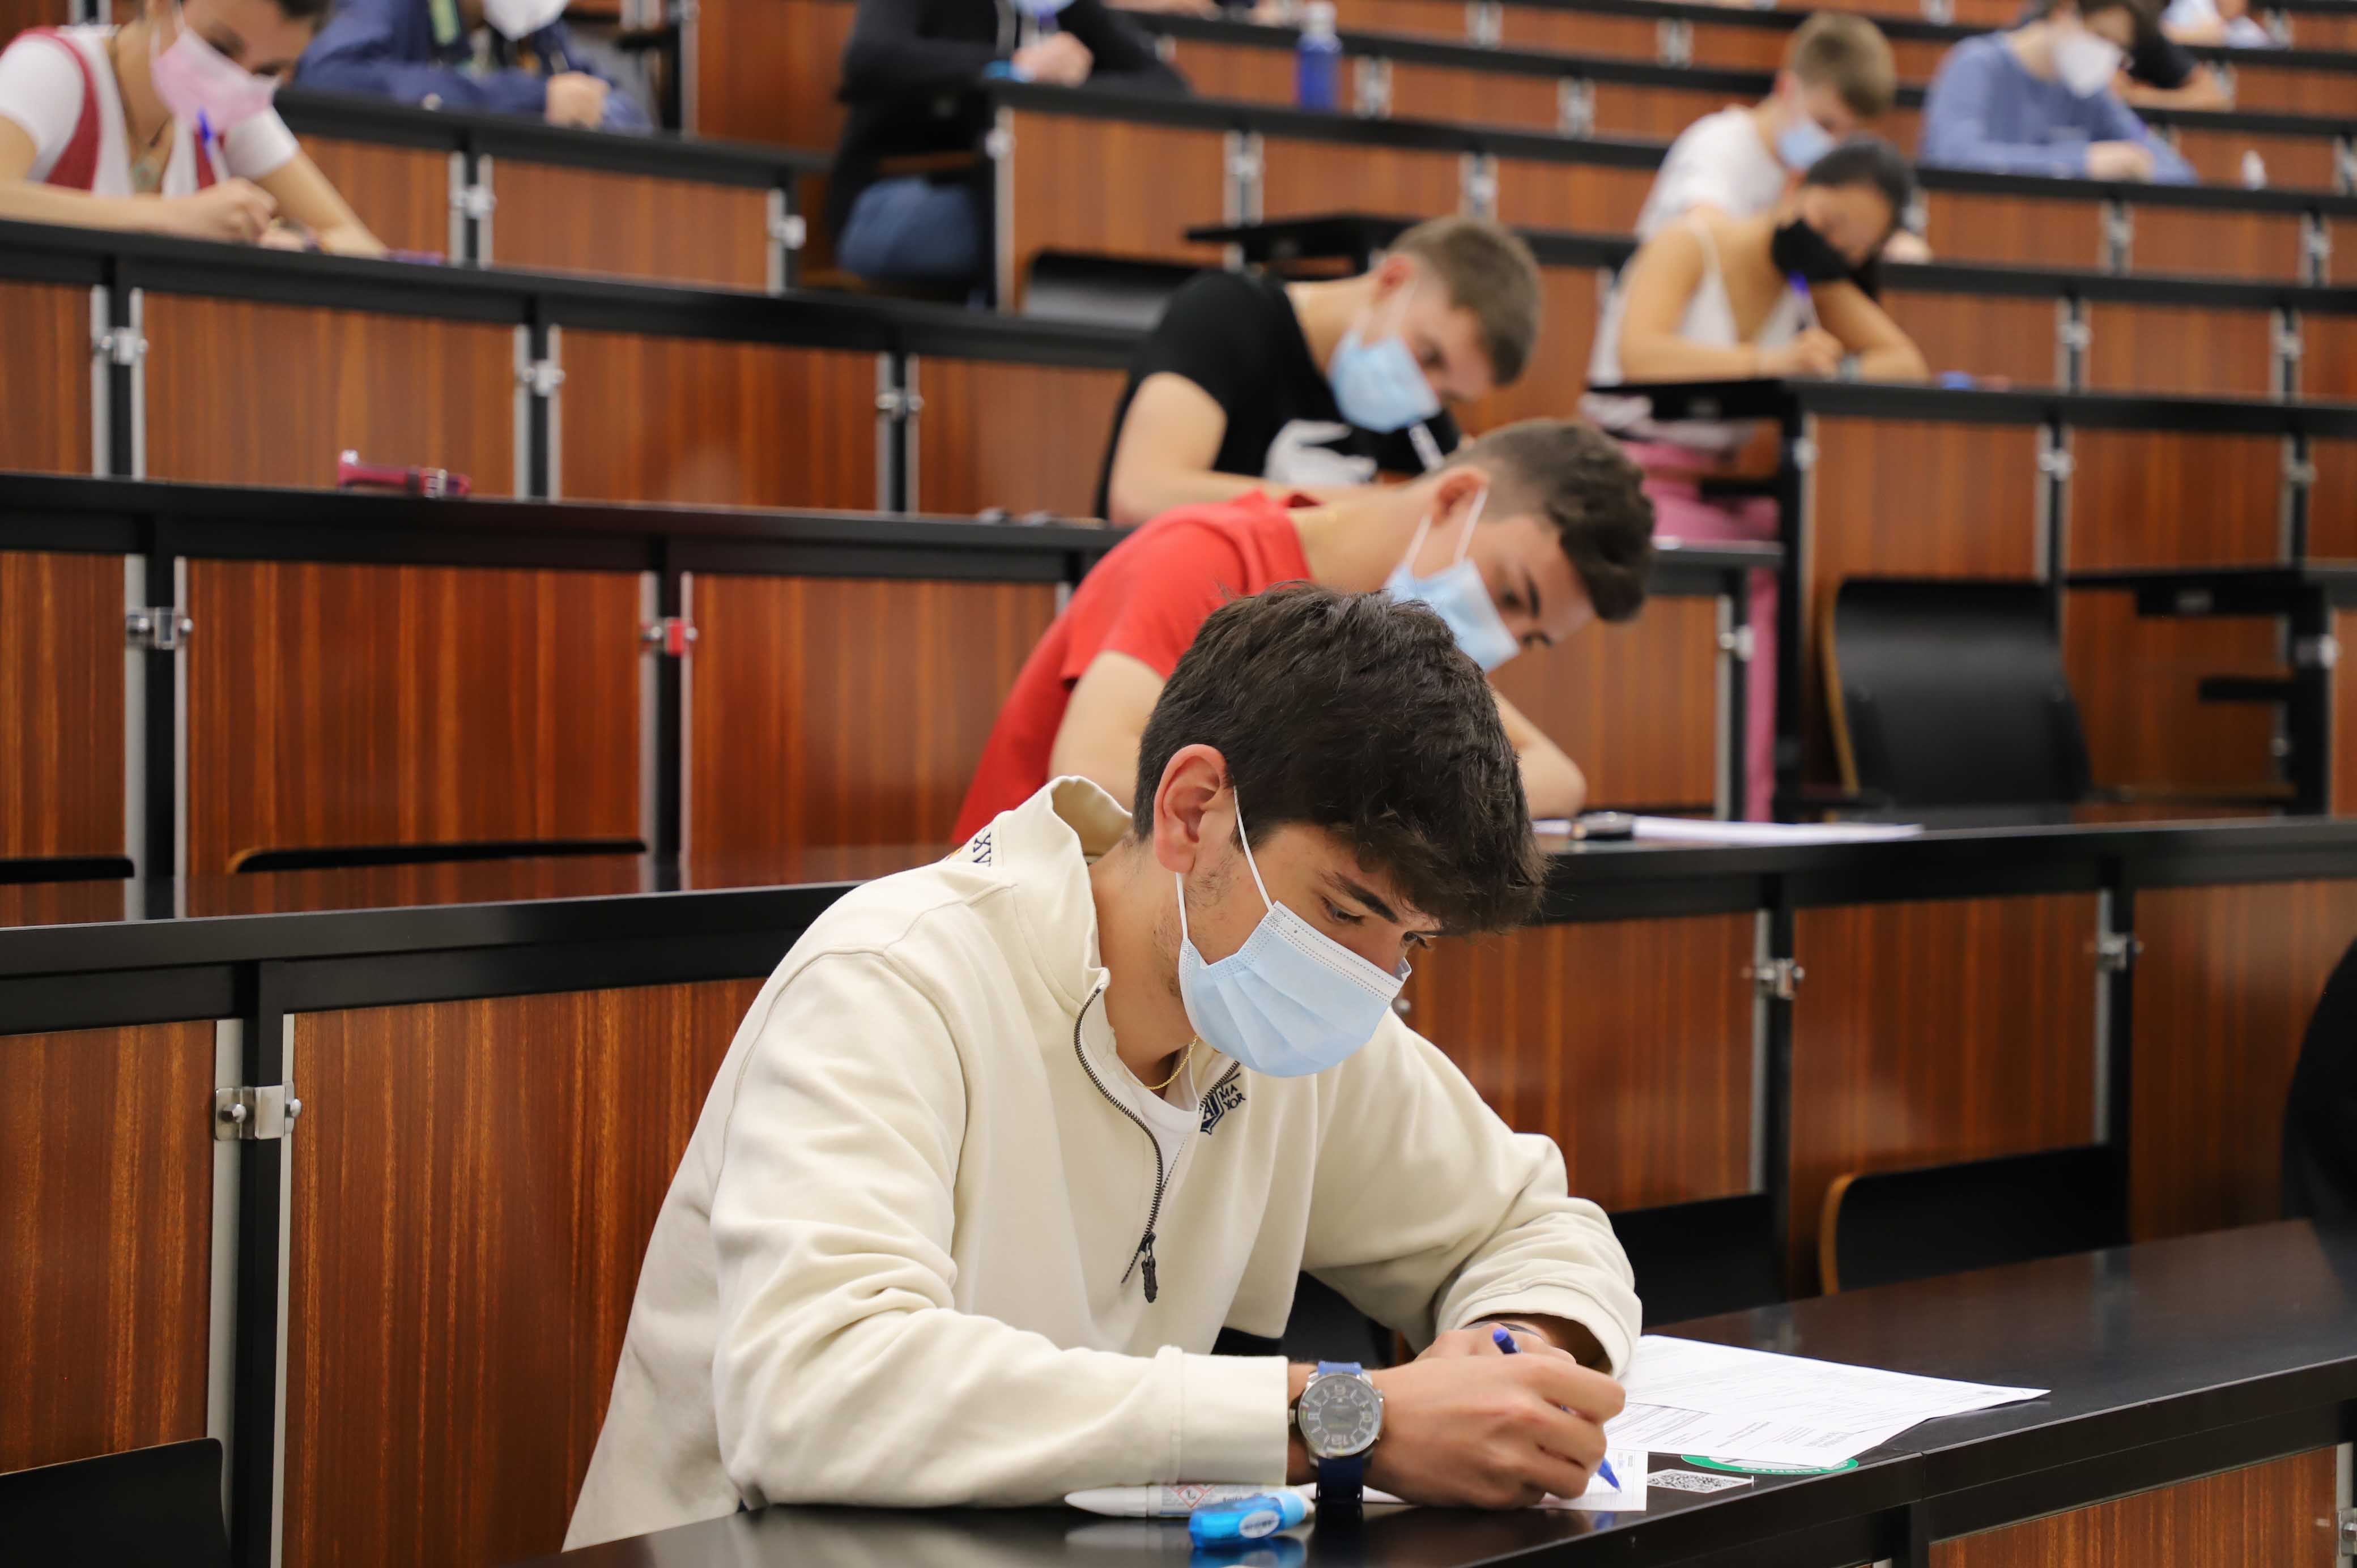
[1139,1232,1159,1304]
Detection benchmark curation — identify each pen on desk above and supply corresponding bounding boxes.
[1490,1324,1622,1492]
[1789,273,1819,333]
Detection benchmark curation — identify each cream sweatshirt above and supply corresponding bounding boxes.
[564,778,1641,1549]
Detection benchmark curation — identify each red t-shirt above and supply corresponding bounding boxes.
[952,492,1314,841]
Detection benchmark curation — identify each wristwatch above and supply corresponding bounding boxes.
[1294,1361,1383,1506]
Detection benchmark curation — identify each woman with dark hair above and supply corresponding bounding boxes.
[0,0,382,252]
[1584,137,1928,817]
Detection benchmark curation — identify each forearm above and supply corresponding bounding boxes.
[1516,738,1586,819]
[0,182,167,235]
[1615,334,1766,382]
[1853,342,1929,382]
[1472,1313,1611,1371]
[1107,463,1278,525]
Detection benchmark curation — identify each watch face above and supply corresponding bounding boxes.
[1297,1373,1383,1458]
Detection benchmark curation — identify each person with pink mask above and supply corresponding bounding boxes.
[0,0,383,253]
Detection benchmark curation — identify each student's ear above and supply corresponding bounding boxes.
[1435,465,1491,525]
[1369,252,1419,301]
[1150,744,1232,875]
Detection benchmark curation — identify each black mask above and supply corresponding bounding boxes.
[1770,217,1853,284]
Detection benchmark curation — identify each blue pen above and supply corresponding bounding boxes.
[1491,1325,1622,1492]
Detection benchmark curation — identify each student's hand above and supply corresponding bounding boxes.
[1012,32,1094,86]
[546,72,612,128]
[1363,1352,1623,1507]
[157,179,279,245]
[1760,327,1844,380]
[1881,229,1932,263]
[2086,140,2159,182]
[1417,1322,1579,1361]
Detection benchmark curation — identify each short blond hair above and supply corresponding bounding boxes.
[1785,13,1897,120]
[1390,216,1543,388]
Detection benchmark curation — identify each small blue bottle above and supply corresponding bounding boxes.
[1296,1,1341,111]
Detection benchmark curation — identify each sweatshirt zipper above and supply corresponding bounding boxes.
[1073,986,1227,1306]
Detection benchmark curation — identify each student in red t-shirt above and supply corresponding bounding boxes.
[954,419,1656,839]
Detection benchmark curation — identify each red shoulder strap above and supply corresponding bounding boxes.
[193,130,218,189]
[19,29,102,192]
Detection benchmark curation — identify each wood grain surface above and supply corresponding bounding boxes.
[1589,80,1750,143]
[2168,127,2341,194]
[1922,192,2103,271]
[1789,894,2099,1290]
[559,331,877,509]
[1401,914,1755,1211]
[1491,595,1721,810]
[914,359,1128,518]
[2339,610,2357,816]
[1004,110,1226,298]
[2067,431,2281,569]
[1887,294,2061,390]
[1259,138,1463,225]
[282,979,764,1568]
[2064,594,2280,793]
[687,573,1057,852]
[1,550,123,859]
[695,0,853,149]
[1496,159,1657,238]
[184,559,641,874]
[1455,262,1601,429]
[299,137,452,258]
[1930,1447,2342,1568]
[143,297,514,490]
[1387,61,1563,133]
[0,1022,216,1476]
[2131,207,2305,282]
[2130,878,2357,1240]
[2083,303,2276,399]
[0,280,93,476]
[490,164,770,291]
[1164,39,1295,107]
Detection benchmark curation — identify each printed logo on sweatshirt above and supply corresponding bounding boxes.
[1201,1077,1245,1136]
[964,829,993,866]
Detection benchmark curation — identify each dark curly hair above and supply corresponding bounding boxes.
[1442,418,1657,624]
[1132,584,1545,936]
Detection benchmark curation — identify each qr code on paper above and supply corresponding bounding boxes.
[1648,1469,1754,1494]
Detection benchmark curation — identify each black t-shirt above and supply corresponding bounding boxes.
[1092,270,1461,518]
[2126,24,2198,89]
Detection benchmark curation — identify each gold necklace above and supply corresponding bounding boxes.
[1143,1039,1197,1093]
[108,32,174,194]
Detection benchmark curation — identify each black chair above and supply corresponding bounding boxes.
[1611,1194,1782,1324]
[0,1439,229,1568]
[2284,936,2357,1228]
[1020,251,1199,331]
[1825,580,2093,812]
[1818,1145,2125,1294]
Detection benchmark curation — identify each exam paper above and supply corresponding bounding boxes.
[1545,1448,1647,1511]
[1602,1335,2045,1470]
[1531,816,1925,846]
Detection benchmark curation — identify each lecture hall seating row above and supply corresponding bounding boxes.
[7,817,2355,1567]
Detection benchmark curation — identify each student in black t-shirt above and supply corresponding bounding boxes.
[1094,216,1543,525]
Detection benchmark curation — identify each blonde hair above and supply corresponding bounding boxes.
[1785,13,1898,120]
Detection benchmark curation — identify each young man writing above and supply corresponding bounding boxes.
[964,419,1656,833]
[1095,215,1541,525]
[567,586,1639,1546]
[1635,12,1926,259]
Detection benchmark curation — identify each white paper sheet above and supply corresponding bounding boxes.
[1545,1447,1648,1511]
[1602,1335,2045,1470]
[1531,816,1925,846]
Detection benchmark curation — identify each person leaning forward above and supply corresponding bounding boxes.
[566,585,1640,1547]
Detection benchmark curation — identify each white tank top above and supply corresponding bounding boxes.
[1582,217,1806,456]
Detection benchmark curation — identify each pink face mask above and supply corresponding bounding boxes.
[149,3,279,130]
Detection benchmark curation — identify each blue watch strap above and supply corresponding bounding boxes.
[1312,1361,1367,1507]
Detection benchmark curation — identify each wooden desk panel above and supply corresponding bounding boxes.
[699,0,852,149]
[1400,913,1755,1211]
[1458,261,1601,428]
[687,574,1056,852]
[2307,314,2357,402]
[143,297,514,489]
[2131,206,2306,282]
[2068,431,2281,568]
[2083,302,2275,399]
[1386,61,1562,134]
[915,358,1126,518]
[0,1022,215,1476]
[282,979,763,1568]
[1,550,122,860]
[2315,439,2357,559]
[0,280,92,476]
[1589,79,1743,143]
[1933,1447,2341,1568]
[559,332,875,509]
[1334,0,1474,39]
[1502,7,1660,59]
[300,136,451,258]
[2224,59,2352,117]
[492,164,770,291]
[2065,593,2280,792]
[1790,893,2099,1292]
[2133,877,2357,1237]
[1887,293,2060,389]
[1003,109,1226,296]
[1495,159,1656,237]
[1260,138,1462,223]
[1922,191,2104,271]
[2288,10,2357,49]
[1807,419,2041,778]
[2339,608,2357,816]
[2168,126,2342,194]
[185,560,641,874]
[1163,39,1295,108]
[1491,595,1719,810]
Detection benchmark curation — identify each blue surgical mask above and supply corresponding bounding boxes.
[1384,488,1520,671]
[1175,795,1407,1079]
[1328,287,1442,434]
[1775,110,1835,172]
